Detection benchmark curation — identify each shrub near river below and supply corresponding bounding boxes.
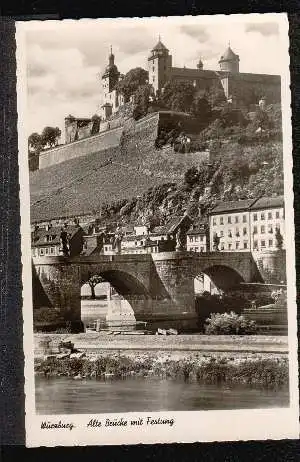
[35,353,288,390]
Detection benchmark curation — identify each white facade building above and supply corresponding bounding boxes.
[186,223,209,252]
[209,196,284,252]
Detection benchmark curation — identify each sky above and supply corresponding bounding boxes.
[21,15,285,140]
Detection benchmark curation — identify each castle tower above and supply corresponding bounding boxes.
[148,37,172,94]
[197,57,204,70]
[101,47,120,120]
[219,44,240,73]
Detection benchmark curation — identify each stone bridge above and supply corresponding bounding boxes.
[32,250,286,332]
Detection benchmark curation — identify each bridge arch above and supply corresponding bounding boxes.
[193,264,245,292]
[80,268,151,300]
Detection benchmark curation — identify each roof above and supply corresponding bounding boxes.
[152,40,169,52]
[187,226,207,236]
[210,199,257,215]
[122,235,146,242]
[165,214,192,233]
[151,226,167,235]
[219,46,239,62]
[250,196,284,211]
[31,225,82,247]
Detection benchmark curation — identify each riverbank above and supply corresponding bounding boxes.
[34,333,288,356]
[35,350,289,390]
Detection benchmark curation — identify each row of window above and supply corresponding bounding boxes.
[217,224,281,238]
[32,246,58,256]
[188,247,206,252]
[212,210,282,226]
[219,239,276,250]
[188,236,205,243]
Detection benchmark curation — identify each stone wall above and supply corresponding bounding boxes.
[39,126,123,169]
[252,250,286,284]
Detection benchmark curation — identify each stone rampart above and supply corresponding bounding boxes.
[39,126,124,169]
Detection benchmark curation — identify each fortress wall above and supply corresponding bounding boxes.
[39,126,124,169]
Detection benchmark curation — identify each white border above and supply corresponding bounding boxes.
[17,13,299,447]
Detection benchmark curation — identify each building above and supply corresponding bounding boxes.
[31,224,85,258]
[249,196,285,252]
[64,115,100,144]
[147,38,280,106]
[209,196,285,252]
[100,47,125,120]
[186,221,209,253]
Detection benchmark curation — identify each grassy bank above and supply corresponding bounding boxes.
[35,352,289,390]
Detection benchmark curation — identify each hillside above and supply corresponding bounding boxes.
[30,108,283,225]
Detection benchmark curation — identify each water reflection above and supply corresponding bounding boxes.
[35,376,289,415]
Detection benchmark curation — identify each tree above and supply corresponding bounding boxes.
[275,227,283,249]
[28,132,43,154]
[41,126,61,148]
[184,166,199,188]
[117,67,149,102]
[190,95,211,122]
[160,80,195,113]
[205,311,257,335]
[132,84,153,120]
[88,275,105,300]
[213,232,220,251]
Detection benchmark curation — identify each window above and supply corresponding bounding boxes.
[40,248,44,255]
[268,212,272,220]
[261,225,265,234]
[190,237,194,243]
[50,247,54,255]
[140,241,143,246]
[221,243,224,250]
[261,240,266,248]
[276,211,280,218]
[254,240,258,249]
[45,248,49,255]
[220,217,224,225]
[236,242,240,249]
[243,215,247,223]
[253,213,258,221]
[269,239,273,247]
[228,216,232,224]
[195,236,199,242]
[228,229,232,238]
[244,242,248,249]
[268,224,273,233]
[243,227,247,236]
[200,236,203,242]
[153,76,155,82]
[152,66,155,72]
[235,216,239,223]
[261,212,265,220]
[220,230,224,237]
[253,225,258,234]
[235,228,240,237]
[213,218,216,226]
[228,243,232,250]
[200,246,205,252]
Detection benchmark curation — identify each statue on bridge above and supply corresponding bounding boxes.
[175,228,186,251]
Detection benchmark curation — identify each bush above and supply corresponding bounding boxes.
[205,311,257,335]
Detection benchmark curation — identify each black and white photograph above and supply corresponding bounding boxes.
[17,13,298,446]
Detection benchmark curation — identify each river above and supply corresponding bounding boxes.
[35,376,289,414]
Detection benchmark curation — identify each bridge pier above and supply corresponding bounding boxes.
[33,258,84,332]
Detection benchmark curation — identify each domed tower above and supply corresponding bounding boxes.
[197,57,204,70]
[148,36,172,94]
[219,44,240,73]
[102,46,120,93]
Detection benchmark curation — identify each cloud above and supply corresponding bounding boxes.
[180,25,209,42]
[23,17,284,139]
[245,22,279,37]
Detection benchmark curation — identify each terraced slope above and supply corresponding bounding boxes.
[30,114,207,223]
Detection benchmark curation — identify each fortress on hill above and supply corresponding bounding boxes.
[37,38,281,171]
[99,38,281,121]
